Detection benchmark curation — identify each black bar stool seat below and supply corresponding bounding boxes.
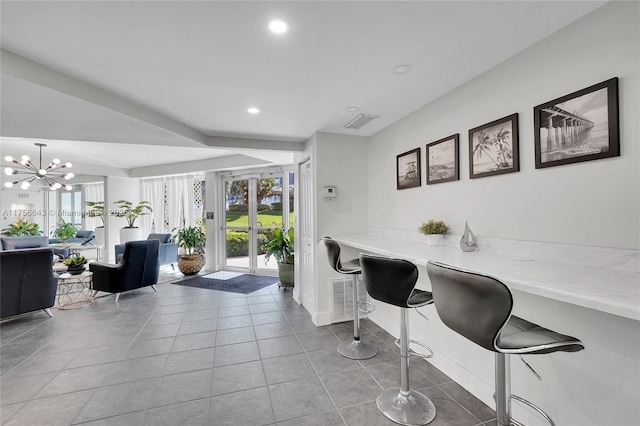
[427,260,584,426]
[360,254,437,426]
[322,237,377,360]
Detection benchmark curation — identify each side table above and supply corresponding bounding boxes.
[57,271,94,309]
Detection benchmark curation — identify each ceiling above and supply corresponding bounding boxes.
[0,1,606,181]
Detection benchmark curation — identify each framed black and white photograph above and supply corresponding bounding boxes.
[534,77,619,169]
[396,147,421,189]
[426,134,459,185]
[468,113,519,179]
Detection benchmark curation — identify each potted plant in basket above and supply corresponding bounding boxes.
[172,225,206,275]
[418,220,449,247]
[111,200,152,243]
[86,201,106,246]
[63,254,88,275]
[264,227,294,288]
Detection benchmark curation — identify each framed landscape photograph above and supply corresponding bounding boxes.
[534,77,619,169]
[396,147,421,189]
[426,134,459,185]
[468,113,519,179]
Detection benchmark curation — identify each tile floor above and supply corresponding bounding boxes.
[0,271,497,426]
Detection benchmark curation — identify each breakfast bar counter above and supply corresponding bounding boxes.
[332,233,640,321]
[325,232,640,426]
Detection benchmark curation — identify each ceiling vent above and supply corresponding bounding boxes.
[343,113,379,130]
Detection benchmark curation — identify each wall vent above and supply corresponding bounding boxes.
[17,193,30,199]
[343,113,379,130]
[330,277,369,323]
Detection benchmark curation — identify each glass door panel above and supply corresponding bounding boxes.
[224,179,250,270]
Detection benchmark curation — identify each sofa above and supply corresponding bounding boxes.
[1,247,59,319]
[90,239,160,301]
[0,235,49,251]
[49,229,95,258]
[115,233,178,269]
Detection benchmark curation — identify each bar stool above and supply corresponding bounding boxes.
[360,254,437,426]
[426,260,584,426]
[322,237,377,360]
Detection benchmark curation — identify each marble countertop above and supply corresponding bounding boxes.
[332,234,640,322]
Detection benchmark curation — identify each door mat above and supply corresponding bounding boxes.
[172,273,280,294]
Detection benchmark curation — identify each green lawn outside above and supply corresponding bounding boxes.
[226,210,294,228]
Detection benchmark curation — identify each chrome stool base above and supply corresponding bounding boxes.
[377,388,436,426]
[337,339,378,360]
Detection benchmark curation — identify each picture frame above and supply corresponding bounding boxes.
[426,134,459,185]
[534,77,619,169]
[396,147,421,190]
[468,113,519,179]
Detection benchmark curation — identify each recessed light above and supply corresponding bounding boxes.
[393,64,411,74]
[247,107,260,114]
[347,106,360,112]
[268,19,288,34]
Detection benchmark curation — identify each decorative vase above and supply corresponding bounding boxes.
[425,234,443,247]
[178,254,205,275]
[277,262,294,287]
[94,226,105,247]
[67,265,85,275]
[119,227,142,243]
[460,221,479,252]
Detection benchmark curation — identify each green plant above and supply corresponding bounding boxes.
[172,226,206,256]
[1,219,41,236]
[63,254,88,268]
[418,220,449,235]
[53,218,77,241]
[86,201,106,226]
[264,227,294,264]
[111,200,152,228]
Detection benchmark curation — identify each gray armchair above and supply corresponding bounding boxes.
[115,233,177,269]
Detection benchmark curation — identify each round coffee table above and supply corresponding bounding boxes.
[57,271,94,309]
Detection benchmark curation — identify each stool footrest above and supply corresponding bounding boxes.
[358,301,375,314]
[492,393,555,426]
[394,338,434,360]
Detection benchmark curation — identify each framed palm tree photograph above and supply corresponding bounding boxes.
[426,134,459,185]
[396,147,421,189]
[468,113,519,179]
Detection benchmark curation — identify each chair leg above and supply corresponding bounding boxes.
[495,353,511,426]
[337,274,377,360]
[171,264,175,271]
[151,285,158,292]
[115,293,120,302]
[376,308,436,425]
[43,308,53,317]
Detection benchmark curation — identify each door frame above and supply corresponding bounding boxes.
[218,166,294,274]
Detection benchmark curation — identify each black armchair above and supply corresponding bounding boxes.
[90,239,160,302]
[1,248,58,319]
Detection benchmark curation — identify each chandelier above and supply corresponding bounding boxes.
[4,143,74,190]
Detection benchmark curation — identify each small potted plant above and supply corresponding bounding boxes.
[86,201,106,246]
[418,220,449,247]
[264,227,294,288]
[172,225,206,275]
[63,254,88,275]
[111,200,152,243]
[52,218,77,243]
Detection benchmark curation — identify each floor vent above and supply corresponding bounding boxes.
[330,276,369,323]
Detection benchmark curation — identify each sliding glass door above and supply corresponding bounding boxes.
[222,170,293,274]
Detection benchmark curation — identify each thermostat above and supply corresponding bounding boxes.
[323,186,337,199]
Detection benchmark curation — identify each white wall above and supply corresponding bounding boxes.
[313,132,369,323]
[367,2,639,250]
[0,188,47,234]
[104,176,141,262]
